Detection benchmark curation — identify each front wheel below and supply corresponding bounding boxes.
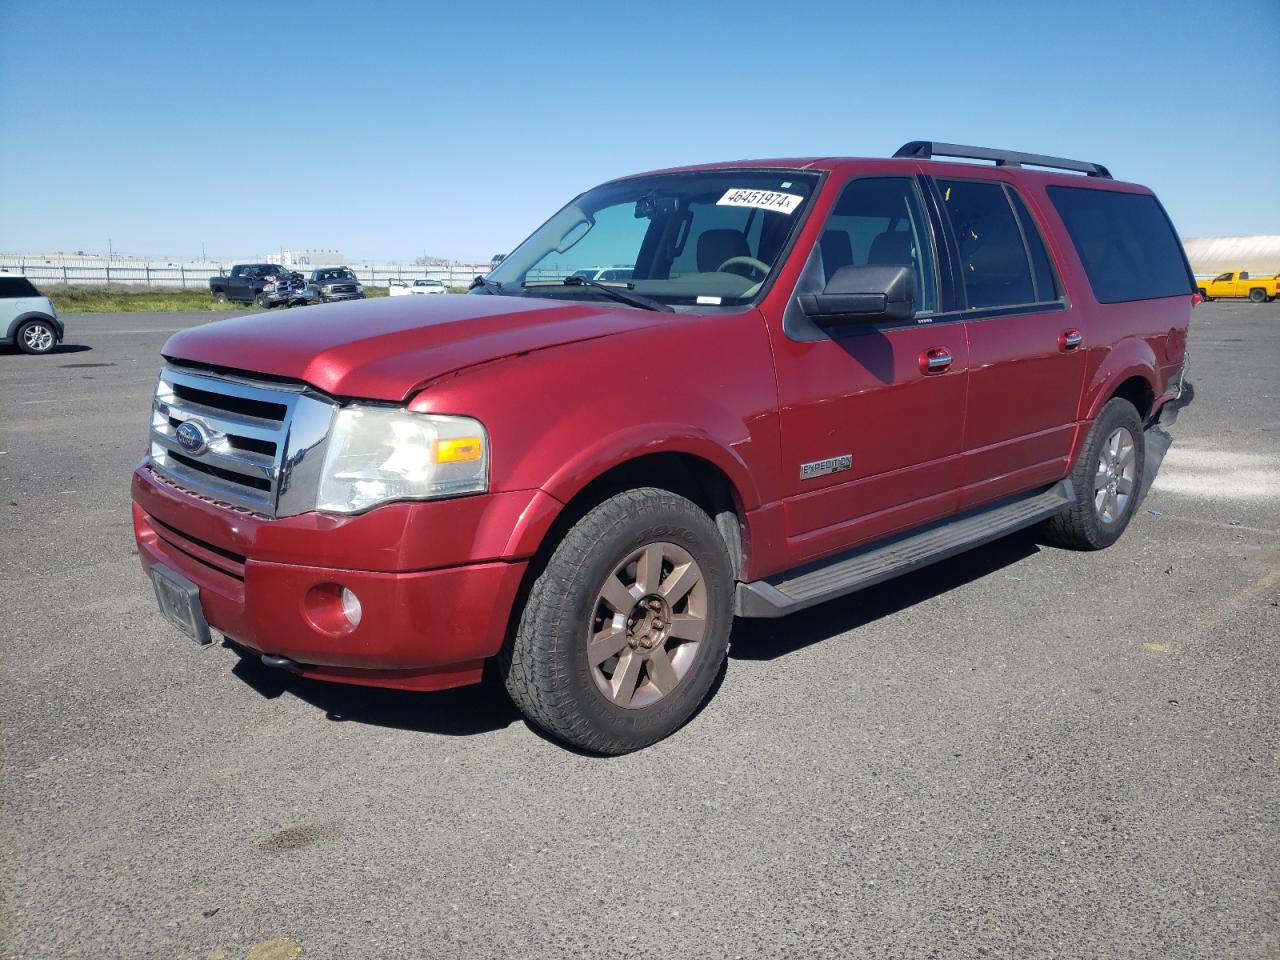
[502,488,733,754]
[16,319,57,354]
[1197,288,1211,302]
[1042,397,1145,550]
[255,293,270,309]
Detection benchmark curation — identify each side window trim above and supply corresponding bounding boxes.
[1004,184,1064,304]
[919,175,965,314]
[1002,183,1042,301]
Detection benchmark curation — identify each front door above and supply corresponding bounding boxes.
[768,175,968,569]
[227,266,253,301]
[1206,272,1233,298]
[931,177,1087,508]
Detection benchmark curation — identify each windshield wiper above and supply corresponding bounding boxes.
[522,276,673,313]
[468,275,506,296]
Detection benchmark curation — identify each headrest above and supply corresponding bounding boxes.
[697,229,750,272]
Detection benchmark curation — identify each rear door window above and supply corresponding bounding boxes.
[0,276,40,298]
[1046,186,1192,303]
[937,179,1036,309]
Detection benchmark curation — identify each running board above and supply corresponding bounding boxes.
[735,479,1074,618]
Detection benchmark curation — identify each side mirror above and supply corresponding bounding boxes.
[798,264,914,324]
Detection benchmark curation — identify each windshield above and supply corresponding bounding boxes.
[316,268,355,282]
[487,170,820,308]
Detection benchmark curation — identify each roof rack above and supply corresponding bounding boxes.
[893,141,1112,179]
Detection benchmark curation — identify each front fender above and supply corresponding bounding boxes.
[409,311,782,556]
[537,423,762,511]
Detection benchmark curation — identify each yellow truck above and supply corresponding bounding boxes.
[1197,271,1279,303]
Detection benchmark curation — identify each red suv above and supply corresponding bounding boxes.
[134,141,1194,753]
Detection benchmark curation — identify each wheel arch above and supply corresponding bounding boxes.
[1081,336,1160,424]
[7,311,60,342]
[514,448,750,583]
[1106,374,1156,422]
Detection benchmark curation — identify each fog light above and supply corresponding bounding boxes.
[340,587,362,627]
[303,582,364,635]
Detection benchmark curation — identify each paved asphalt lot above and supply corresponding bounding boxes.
[1,303,1277,959]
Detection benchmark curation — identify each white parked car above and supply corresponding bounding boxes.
[389,278,449,296]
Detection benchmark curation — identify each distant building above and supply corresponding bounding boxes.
[266,249,344,267]
[1183,235,1280,276]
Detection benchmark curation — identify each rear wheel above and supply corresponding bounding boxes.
[16,319,56,354]
[1249,288,1266,303]
[502,488,733,754]
[1042,397,1144,550]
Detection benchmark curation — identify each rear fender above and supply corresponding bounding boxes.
[1069,337,1159,465]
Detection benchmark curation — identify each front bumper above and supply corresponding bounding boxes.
[131,464,538,692]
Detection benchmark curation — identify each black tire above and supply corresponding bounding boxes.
[16,319,57,355]
[255,293,269,309]
[502,487,733,754]
[1042,397,1145,550]
[213,291,228,304]
[1249,288,1266,303]
[1197,288,1211,302]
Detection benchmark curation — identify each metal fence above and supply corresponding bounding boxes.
[0,261,493,289]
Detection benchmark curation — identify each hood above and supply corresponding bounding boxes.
[162,293,662,401]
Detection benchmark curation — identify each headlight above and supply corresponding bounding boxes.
[262,282,277,291]
[355,283,364,292]
[316,406,488,514]
[321,284,334,293]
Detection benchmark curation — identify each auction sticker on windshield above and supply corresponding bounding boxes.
[717,188,803,214]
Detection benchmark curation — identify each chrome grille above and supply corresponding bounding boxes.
[149,365,336,517]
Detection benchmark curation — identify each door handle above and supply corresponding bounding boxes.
[919,347,953,373]
[1059,329,1083,351]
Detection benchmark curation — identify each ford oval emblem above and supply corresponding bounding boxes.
[175,420,208,455]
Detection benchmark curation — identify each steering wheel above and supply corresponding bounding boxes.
[716,256,770,281]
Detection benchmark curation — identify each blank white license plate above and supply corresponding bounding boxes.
[150,564,212,646]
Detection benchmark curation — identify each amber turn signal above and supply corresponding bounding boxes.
[434,436,484,463]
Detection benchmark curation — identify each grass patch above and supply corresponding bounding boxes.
[45,286,246,313]
[45,283,398,312]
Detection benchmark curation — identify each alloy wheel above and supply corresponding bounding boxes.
[587,541,708,709]
[23,323,54,352]
[1094,426,1136,524]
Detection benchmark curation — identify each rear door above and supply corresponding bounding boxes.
[931,177,1086,508]
[769,175,968,567]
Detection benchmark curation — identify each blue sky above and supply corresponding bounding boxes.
[1,0,1276,262]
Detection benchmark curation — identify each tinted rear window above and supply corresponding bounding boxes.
[1046,187,1191,303]
[0,276,40,298]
